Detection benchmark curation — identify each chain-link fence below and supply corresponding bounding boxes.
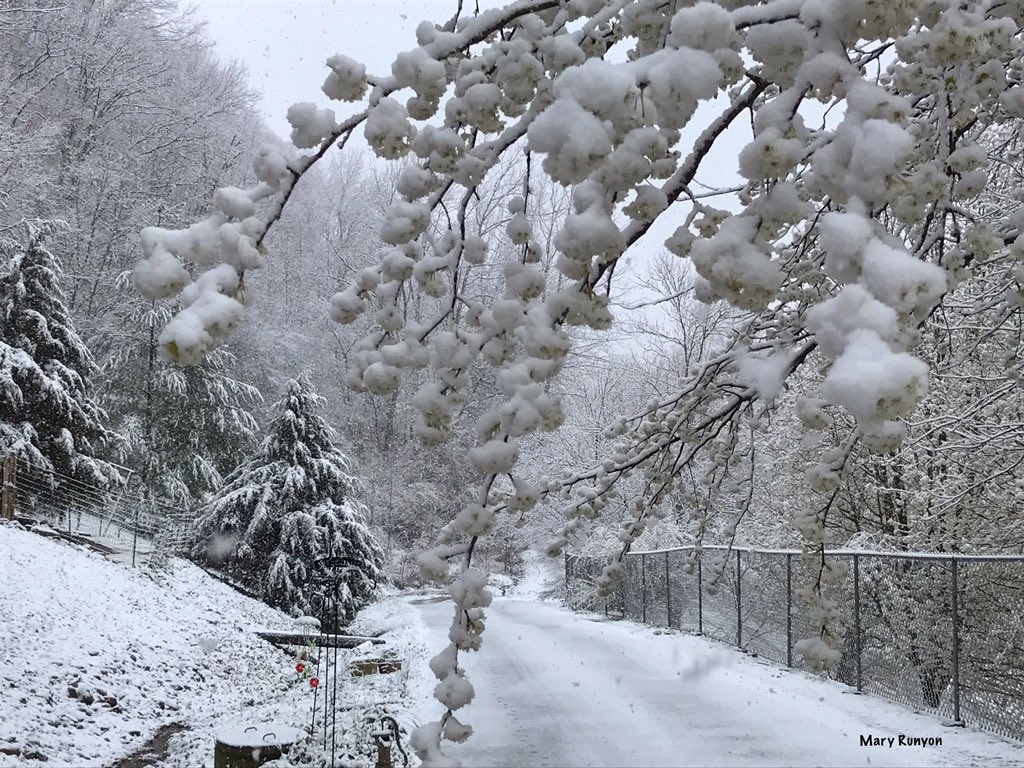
[1,453,194,566]
[565,545,1024,742]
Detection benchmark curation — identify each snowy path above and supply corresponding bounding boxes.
[417,597,1023,767]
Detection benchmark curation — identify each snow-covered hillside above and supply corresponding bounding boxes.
[0,523,430,767]
[0,522,303,765]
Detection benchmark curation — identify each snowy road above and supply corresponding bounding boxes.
[416,597,1022,767]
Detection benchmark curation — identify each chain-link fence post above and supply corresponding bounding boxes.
[564,551,569,596]
[641,553,647,624]
[1,455,16,521]
[786,552,793,668]
[619,562,626,619]
[697,555,704,635]
[131,499,142,568]
[854,553,863,692]
[736,549,743,649]
[665,551,672,628]
[951,556,963,726]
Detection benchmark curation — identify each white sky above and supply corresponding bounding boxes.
[188,0,752,346]
[191,0,458,138]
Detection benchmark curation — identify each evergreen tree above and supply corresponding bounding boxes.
[97,296,262,505]
[193,374,384,622]
[0,222,117,483]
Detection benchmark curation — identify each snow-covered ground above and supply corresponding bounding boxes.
[0,521,299,766]
[0,522,428,767]
[507,549,562,601]
[416,598,1024,767]
[6,522,1021,768]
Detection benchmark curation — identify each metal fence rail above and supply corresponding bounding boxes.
[1,453,194,566]
[565,545,1024,742]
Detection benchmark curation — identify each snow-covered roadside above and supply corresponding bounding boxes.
[416,597,1024,767]
[0,523,433,767]
[161,591,435,767]
[347,592,436,731]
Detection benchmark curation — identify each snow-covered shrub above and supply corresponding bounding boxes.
[192,375,384,625]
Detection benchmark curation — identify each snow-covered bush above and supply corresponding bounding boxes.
[192,375,384,625]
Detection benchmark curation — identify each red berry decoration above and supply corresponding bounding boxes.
[310,677,319,688]
[296,663,305,673]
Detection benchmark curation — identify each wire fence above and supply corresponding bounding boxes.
[1,453,194,566]
[565,545,1024,742]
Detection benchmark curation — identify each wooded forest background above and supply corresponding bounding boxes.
[3,0,1022,596]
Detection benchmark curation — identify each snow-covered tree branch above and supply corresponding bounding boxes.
[134,1,1024,762]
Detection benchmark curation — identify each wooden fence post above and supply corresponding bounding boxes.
[1,455,16,520]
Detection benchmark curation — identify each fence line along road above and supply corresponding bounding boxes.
[565,546,1024,742]
[1,453,194,566]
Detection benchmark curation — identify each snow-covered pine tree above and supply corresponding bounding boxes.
[97,296,262,505]
[0,222,118,484]
[193,374,384,623]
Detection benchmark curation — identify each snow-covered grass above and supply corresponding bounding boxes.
[0,520,299,765]
[0,522,431,767]
[347,593,437,733]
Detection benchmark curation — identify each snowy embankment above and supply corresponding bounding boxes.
[0,523,431,767]
[417,598,1024,768]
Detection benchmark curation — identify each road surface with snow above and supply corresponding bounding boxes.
[417,597,1023,767]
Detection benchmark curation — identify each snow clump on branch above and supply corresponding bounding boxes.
[135,0,1024,763]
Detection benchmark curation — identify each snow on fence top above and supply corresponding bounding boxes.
[566,547,1024,743]
[3,453,192,565]
[622,544,1024,562]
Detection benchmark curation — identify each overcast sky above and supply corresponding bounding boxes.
[191,0,459,138]
[190,0,748,195]
[188,0,750,339]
